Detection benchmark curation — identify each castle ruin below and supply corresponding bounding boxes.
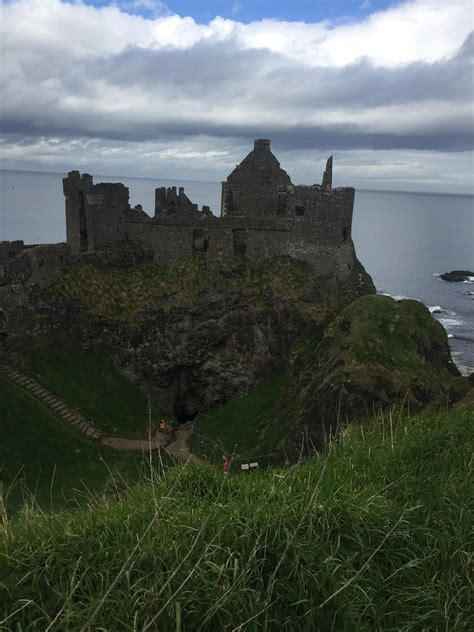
[1,139,357,307]
[62,139,356,279]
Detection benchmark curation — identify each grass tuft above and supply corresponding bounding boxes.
[1,407,472,630]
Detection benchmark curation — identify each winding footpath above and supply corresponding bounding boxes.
[0,365,197,461]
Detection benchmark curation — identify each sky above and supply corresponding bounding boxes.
[0,0,473,193]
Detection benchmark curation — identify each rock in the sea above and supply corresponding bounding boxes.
[440,270,474,282]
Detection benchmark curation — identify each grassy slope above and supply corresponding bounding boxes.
[1,408,472,630]
[192,376,287,463]
[192,295,467,462]
[0,376,148,514]
[19,347,168,434]
[44,254,334,325]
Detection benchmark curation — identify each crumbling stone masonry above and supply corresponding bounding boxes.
[62,139,357,280]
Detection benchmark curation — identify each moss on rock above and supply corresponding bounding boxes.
[283,295,464,458]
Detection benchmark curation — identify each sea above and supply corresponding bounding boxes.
[1,169,473,374]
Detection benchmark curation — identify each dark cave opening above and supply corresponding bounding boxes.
[173,404,199,423]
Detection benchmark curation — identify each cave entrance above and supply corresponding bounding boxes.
[173,403,199,423]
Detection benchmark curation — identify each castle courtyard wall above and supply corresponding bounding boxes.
[125,210,355,280]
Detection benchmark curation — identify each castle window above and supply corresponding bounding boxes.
[78,190,89,252]
[342,227,350,241]
[277,192,288,216]
[232,228,247,256]
[8,251,16,259]
[38,259,44,268]
[295,205,305,216]
[193,228,209,253]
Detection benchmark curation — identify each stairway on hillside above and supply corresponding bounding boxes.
[0,365,102,439]
[0,365,197,460]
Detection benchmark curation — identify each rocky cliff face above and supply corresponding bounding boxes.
[32,243,374,421]
[3,241,469,462]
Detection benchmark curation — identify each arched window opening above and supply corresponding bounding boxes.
[232,229,247,256]
[193,228,209,253]
[295,205,305,216]
[78,190,89,252]
[277,192,288,215]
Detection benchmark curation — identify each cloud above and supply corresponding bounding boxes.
[0,0,473,191]
[359,0,371,9]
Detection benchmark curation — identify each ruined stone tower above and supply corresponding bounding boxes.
[62,140,357,280]
[221,139,292,217]
[63,171,129,254]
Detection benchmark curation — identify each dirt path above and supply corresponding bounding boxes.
[1,364,197,461]
[163,422,200,463]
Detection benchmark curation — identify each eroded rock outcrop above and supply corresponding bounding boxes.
[283,295,464,459]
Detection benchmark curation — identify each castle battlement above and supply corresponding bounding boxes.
[61,140,357,280]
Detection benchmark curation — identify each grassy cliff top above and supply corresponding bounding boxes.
[1,407,472,630]
[44,244,367,324]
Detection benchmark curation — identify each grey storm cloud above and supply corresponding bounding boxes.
[1,25,473,153]
[1,0,473,194]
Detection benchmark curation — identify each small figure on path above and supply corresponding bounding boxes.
[223,455,230,477]
[159,419,166,431]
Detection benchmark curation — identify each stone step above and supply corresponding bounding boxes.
[62,413,77,421]
[2,364,102,441]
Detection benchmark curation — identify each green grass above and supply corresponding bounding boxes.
[19,347,169,435]
[328,295,457,381]
[2,407,472,630]
[192,376,287,463]
[0,376,149,515]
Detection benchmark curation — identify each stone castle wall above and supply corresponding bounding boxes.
[60,140,357,280]
[125,201,355,278]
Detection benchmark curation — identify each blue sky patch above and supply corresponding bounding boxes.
[81,0,395,22]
